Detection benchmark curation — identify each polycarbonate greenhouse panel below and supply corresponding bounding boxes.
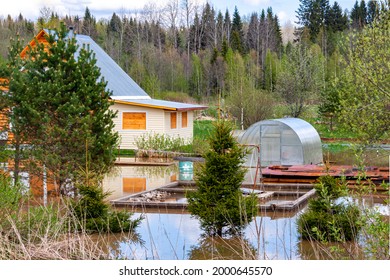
[237,118,323,167]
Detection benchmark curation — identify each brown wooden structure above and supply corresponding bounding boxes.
[261,164,389,193]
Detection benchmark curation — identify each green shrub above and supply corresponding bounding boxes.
[0,174,24,212]
[135,132,188,153]
[18,204,63,241]
[298,203,361,241]
[70,184,142,233]
[298,175,361,242]
[0,174,27,230]
[194,120,214,140]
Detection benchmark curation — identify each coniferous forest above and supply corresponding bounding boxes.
[0,0,389,141]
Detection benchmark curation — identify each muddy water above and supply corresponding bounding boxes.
[101,152,389,260]
[101,163,305,259]
[98,210,303,260]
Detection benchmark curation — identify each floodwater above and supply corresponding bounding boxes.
[102,210,302,260]
[102,157,389,260]
[102,162,306,259]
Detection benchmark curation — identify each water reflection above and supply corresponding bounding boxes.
[188,236,257,260]
[297,240,364,260]
[104,211,302,260]
[101,164,307,259]
[101,162,388,260]
[103,164,178,200]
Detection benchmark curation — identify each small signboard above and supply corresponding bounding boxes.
[179,161,193,181]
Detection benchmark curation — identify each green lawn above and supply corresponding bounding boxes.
[194,120,215,140]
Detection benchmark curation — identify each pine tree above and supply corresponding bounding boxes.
[367,0,380,24]
[82,7,98,39]
[186,121,257,236]
[296,0,330,43]
[20,23,118,193]
[2,35,28,184]
[351,0,368,29]
[326,1,348,32]
[231,6,245,54]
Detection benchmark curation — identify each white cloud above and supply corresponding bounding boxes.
[243,0,270,5]
[1,0,171,20]
[277,11,287,21]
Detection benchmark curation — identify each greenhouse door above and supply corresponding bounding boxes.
[260,124,281,166]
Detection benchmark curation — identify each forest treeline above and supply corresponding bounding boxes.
[0,0,389,140]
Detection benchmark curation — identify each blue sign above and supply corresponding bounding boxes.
[179,161,193,181]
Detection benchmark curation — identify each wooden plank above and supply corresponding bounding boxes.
[170,112,177,129]
[122,112,146,129]
[181,111,187,128]
[123,177,146,193]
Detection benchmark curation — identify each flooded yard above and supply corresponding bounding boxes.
[101,156,389,260]
[101,162,307,259]
[104,211,302,260]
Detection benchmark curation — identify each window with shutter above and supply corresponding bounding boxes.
[170,112,177,129]
[182,112,188,128]
[122,112,146,130]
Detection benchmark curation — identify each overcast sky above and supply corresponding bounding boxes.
[1,0,356,25]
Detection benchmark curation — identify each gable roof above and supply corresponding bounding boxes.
[74,34,151,100]
[21,29,207,111]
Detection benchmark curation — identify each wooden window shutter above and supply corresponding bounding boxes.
[182,112,188,128]
[170,112,177,129]
[122,112,146,130]
[122,178,146,193]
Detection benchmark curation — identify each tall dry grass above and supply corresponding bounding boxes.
[0,198,109,260]
[0,173,140,260]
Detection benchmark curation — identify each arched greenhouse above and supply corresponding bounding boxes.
[237,118,323,167]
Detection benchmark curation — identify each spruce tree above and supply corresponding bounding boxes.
[231,6,245,54]
[186,121,257,236]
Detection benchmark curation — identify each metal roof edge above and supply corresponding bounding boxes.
[112,99,208,111]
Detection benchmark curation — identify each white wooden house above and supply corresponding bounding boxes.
[72,31,207,150]
[0,29,207,150]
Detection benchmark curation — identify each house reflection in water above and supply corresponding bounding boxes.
[102,164,178,200]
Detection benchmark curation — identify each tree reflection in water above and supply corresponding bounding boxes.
[95,212,303,260]
[188,235,257,260]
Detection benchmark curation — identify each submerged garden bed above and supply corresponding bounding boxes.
[110,181,316,212]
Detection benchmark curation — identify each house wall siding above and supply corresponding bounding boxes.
[112,103,195,150]
[163,111,193,142]
[112,103,165,149]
